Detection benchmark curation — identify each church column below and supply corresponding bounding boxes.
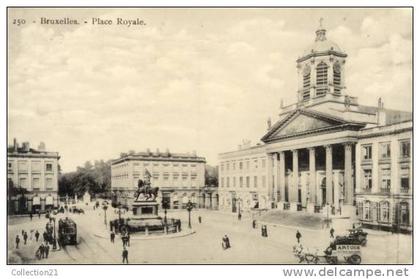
[266,153,273,205]
[273,153,279,203]
[279,151,286,203]
[308,147,316,206]
[344,143,353,205]
[325,145,333,205]
[292,149,299,209]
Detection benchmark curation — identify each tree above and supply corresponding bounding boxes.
[205,165,218,187]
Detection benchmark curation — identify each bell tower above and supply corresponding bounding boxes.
[296,19,347,105]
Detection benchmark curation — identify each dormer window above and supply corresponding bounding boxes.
[316,62,328,96]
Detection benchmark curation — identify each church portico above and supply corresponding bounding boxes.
[267,140,355,214]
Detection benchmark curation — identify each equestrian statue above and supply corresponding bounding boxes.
[134,169,159,201]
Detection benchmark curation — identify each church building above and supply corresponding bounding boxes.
[218,22,412,232]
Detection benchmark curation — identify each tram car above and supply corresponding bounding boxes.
[58,217,78,246]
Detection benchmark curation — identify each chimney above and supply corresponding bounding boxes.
[377,97,386,126]
[22,142,30,152]
[156,148,160,155]
[38,142,46,151]
[166,148,170,156]
[13,138,18,152]
[192,150,197,157]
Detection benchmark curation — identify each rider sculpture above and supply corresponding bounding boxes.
[134,170,159,201]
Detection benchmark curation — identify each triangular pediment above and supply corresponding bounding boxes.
[261,109,349,142]
[274,114,333,137]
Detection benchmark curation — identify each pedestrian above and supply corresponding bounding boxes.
[43,231,48,242]
[222,235,231,249]
[252,220,257,229]
[30,212,33,221]
[122,247,129,264]
[44,243,50,259]
[23,231,28,245]
[330,228,335,238]
[21,230,25,238]
[198,216,202,224]
[30,229,34,240]
[296,230,302,243]
[39,243,45,259]
[38,211,41,218]
[127,232,130,247]
[238,213,242,221]
[35,230,40,242]
[110,231,115,243]
[15,235,20,249]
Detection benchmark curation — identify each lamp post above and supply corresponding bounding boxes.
[237,198,242,220]
[162,200,170,233]
[103,203,108,227]
[186,200,194,229]
[52,217,57,250]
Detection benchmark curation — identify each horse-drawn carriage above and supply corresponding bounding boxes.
[294,234,364,264]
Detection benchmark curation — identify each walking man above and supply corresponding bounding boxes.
[330,227,335,238]
[127,232,130,247]
[39,243,45,259]
[44,243,50,259]
[296,230,302,243]
[110,231,115,243]
[198,216,202,224]
[23,231,28,245]
[122,247,129,264]
[35,230,40,242]
[15,235,20,249]
[30,212,33,221]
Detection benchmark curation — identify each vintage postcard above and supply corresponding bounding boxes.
[6,7,412,266]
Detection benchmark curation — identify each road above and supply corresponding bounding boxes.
[8,204,412,264]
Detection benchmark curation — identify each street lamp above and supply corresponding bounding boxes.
[103,202,108,227]
[162,200,170,233]
[51,217,57,250]
[237,198,242,220]
[186,200,194,229]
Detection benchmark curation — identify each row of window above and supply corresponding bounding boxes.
[15,177,55,190]
[8,161,54,172]
[362,166,410,192]
[115,162,198,169]
[362,140,410,160]
[220,158,266,173]
[220,175,267,188]
[357,200,410,226]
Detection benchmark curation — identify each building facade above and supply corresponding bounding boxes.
[7,139,60,214]
[111,149,207,209]
[219,143,270,212]
[218,23,412,231]
[355,121,412,232]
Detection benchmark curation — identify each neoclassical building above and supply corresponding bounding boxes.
[218,23,412,232]
[111,149,207,209]
[7,139,60,214]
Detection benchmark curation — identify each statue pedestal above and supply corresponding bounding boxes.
[132,200,159,217]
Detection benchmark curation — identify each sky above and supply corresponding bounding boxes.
[8,8,412,172]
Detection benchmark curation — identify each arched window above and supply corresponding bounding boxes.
[379,201,390,222]
[316,62,328,96]
[364,201,371,220]
[302,65,311,101]
[333,62,341,95]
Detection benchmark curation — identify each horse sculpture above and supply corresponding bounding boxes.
[135,179,159,201]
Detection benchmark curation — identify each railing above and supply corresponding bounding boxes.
[400,188,410,194]
[380,188,391,194]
